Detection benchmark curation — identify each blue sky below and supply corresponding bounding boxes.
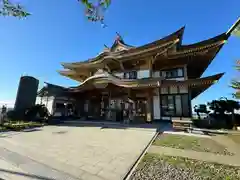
[0,0,239,107]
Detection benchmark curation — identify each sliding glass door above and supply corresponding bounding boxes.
[161,94,190,117]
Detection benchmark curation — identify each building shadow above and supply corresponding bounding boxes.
[52,120,174,133]
[22,128,42,133]
[0,128,42,138]
[0,168,55,180]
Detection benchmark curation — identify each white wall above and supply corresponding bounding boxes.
[153,94,160,120]
[179,85,188,93]
[114,72,124,78]
[169,77,185,81]
[36,96,55,114]
[152,71,161,120]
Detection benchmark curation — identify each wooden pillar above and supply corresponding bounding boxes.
[184,65,188,80]
[149,57,153,77]
[146,90,153,123]
[146,57,154,123]
[188,88,192,117]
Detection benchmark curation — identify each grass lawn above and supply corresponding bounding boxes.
[153,133,233,155]
[227,134,240,145]
[131,153,240,180]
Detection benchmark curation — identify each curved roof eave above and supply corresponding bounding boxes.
[140,26,185,49]
[168,39,226,58]
[189,73,225,99]
[179,32,228,50]
[69,70,163,91]
[61,27,185,68]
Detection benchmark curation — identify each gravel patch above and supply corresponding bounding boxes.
[153,134,234,156]
[130,153,240,180]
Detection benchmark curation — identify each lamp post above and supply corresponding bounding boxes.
[64,103,67,117]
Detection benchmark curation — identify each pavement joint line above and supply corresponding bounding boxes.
[1,124,161,180]
[123,130,160,180]
[1,138,123,180]
[0,146,83,180]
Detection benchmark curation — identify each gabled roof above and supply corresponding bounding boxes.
[37,82,67,96]
[110,33,134,52]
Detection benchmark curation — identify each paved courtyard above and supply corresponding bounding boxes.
[0,124,158,180]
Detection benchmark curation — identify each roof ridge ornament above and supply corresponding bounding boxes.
[115,32,123,42]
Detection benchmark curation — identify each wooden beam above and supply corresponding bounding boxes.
[119,61,125,71]
[149,57,153,78]
[152,38,179,64]
[146,90,153,123]
[105,64,111,72]
[184,64,188,80]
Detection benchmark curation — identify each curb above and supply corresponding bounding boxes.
[123,130,159,180]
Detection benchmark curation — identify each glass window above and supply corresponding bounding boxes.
[163,68,184,78]
[175,95,182,116]
[161,94,190,117]
[129,71,137,79]
[182,94,190,116]
[161,95,175,116]
[124,71,137,79]
[178,68,183,77]
[161,96,168,115]
[161,71,166,78]
[126,73,129,79]
[168,96,175,115]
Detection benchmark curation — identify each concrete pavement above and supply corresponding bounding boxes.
[0,125,157,180]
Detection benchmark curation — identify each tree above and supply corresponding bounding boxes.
[0,0,30,17]
[220,97,240,130]
[0,0,111,24]
[207,99,226,116]
[0,105,7,125]
[208,97,240,129]
[25,104,50,121]
[231,60,240,99]
[194,104,209,120]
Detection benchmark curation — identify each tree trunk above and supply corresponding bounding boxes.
[0,114,3,126]
[197,112,201,120]
[232,111,237,130]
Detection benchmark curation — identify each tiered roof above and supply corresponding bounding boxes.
[37,19,240,100]
[39,69,223,100]
[57,20,236,82]
[58,27,185,81]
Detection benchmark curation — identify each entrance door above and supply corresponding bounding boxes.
[135,99,147,122]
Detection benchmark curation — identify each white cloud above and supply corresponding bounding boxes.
[0,100,15,108]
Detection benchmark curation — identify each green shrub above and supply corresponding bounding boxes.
[3,121,44,131]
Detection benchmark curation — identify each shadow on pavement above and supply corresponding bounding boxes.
[0,128,42,138]
[55,120,173,132]
[0,168,55,180]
